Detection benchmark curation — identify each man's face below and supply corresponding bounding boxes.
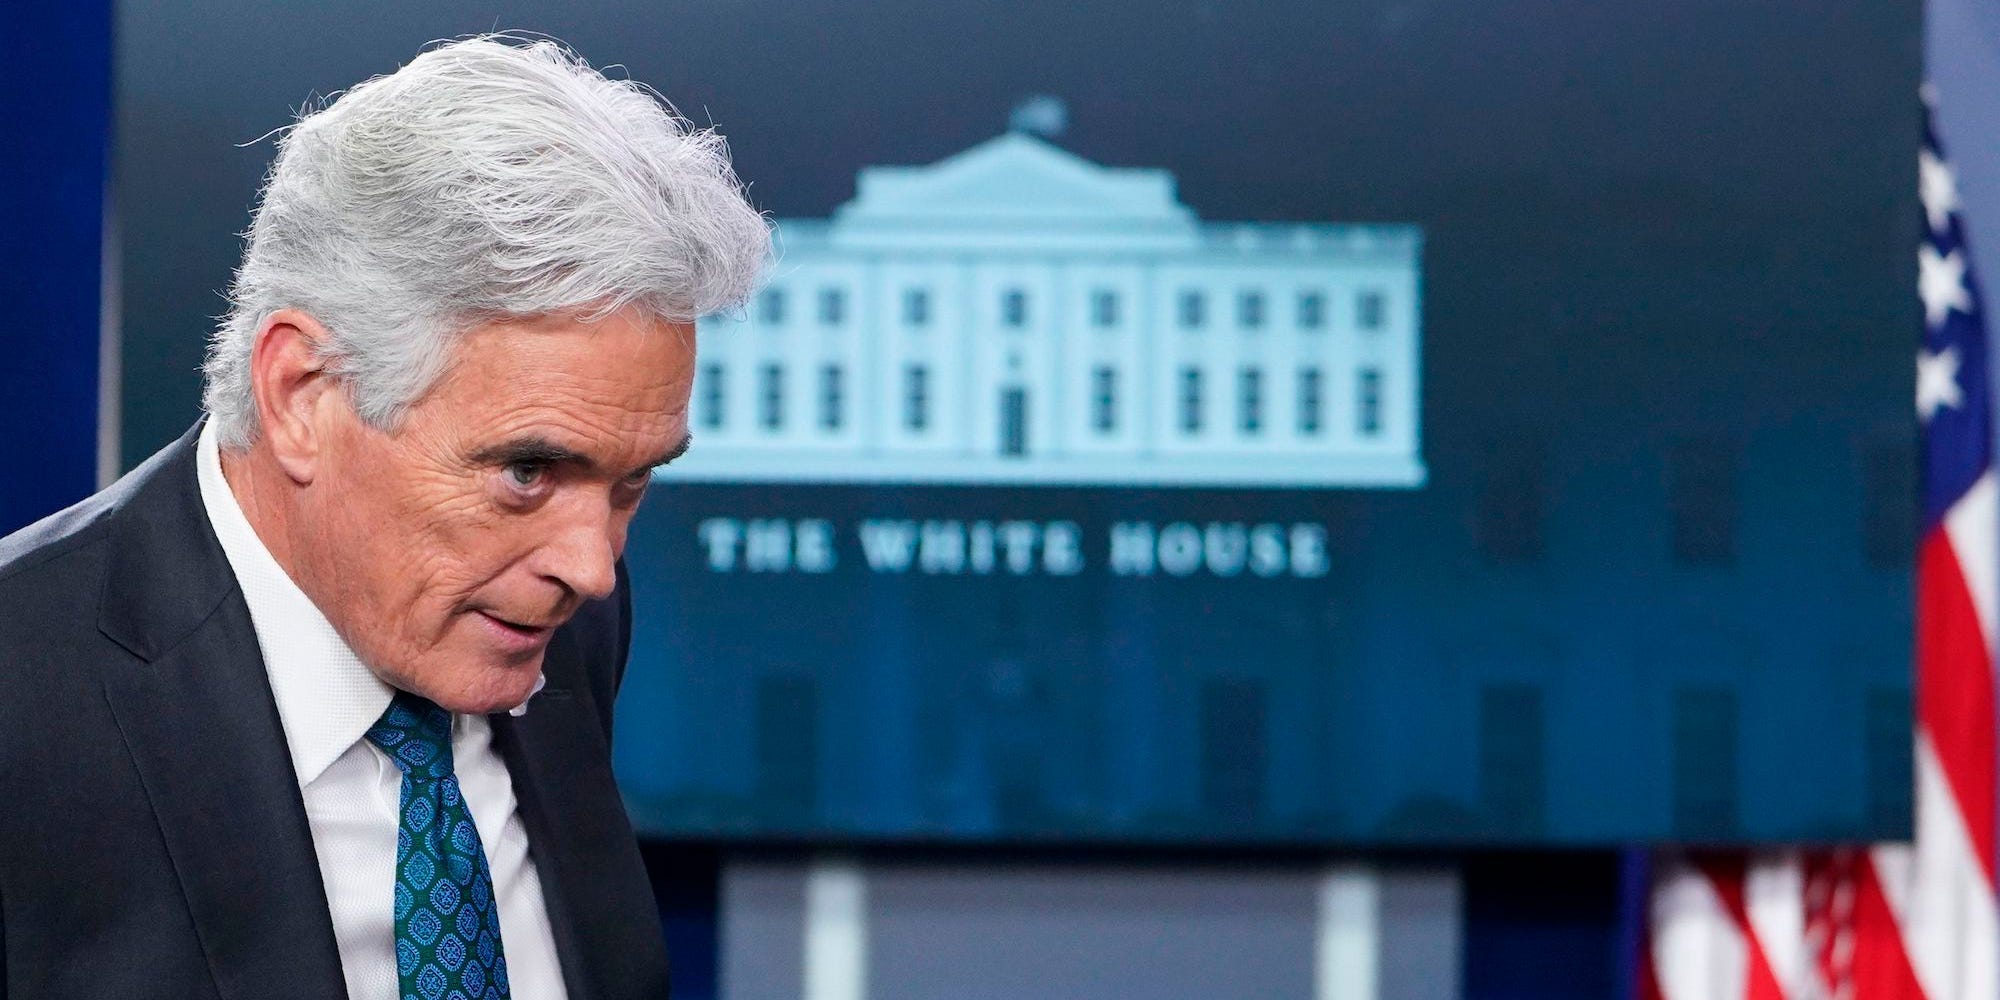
[297,307,692,713]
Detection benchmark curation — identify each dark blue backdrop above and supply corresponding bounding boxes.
[1,0,108,532]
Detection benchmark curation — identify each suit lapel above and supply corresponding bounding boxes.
[491,625,659,1000]
[96,423,348,1000]
[101,598,349,1000]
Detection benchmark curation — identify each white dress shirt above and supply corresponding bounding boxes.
[195,422,570,1000]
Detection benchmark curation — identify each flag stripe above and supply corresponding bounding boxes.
[1745,857,1810,997]
[1651,857,1752,1000]
[1700,856,1789,1000]
[1941,472,1999,652]
[1851,853,1930,999]
[1872,738,2000,1000]
[1915,525,1998,888]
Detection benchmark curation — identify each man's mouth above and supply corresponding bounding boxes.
[473,610,558,652]
[481,613,549,634]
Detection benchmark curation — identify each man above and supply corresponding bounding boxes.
[0,36,769,999]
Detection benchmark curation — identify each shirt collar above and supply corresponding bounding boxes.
[512,672,548,717]
[196,421,394,787]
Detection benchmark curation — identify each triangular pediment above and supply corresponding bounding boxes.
[834,133,1196,225]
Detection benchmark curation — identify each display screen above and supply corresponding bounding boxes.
[118,0,1922,845]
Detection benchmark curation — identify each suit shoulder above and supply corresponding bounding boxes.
[0,487,120,594]
[0,437,186,647]
[0,491,121,728]
[0,429,192,598]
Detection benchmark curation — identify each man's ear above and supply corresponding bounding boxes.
[248,309,339,485]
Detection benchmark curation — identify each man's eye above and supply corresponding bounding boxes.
[622,467,654,487]
[505,462,547,488]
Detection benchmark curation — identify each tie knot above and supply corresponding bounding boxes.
[364,689,456,781]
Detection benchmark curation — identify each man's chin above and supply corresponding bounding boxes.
[472,661,549,714]
[405,651,548,715]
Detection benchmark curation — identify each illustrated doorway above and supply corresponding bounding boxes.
[999,387,1028,457]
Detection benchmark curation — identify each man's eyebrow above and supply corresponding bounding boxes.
[470,433,693,477]
[470,437,593,469]
[642,434,694,473]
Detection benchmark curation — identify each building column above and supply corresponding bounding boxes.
[802,857,868,1000]
[1317,865,1462,1000]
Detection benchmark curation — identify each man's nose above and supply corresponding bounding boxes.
[540,504,619,602]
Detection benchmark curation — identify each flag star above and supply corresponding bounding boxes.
[1920,244,1972,327]
[1918,345,1964,422]
[1921,148,1961,234]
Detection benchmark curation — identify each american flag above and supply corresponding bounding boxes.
[1642,96,2000,1000]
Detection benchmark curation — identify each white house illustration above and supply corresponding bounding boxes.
[671,132,1424,488]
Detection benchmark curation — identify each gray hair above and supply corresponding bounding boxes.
[202,35,771,448]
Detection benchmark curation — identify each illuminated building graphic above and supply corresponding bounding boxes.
[673,132,1424,487]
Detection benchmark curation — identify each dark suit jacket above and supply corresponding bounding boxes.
[0,423,670,999]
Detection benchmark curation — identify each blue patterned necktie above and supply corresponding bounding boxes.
[364,690,511,1000]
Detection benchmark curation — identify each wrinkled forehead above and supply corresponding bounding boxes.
[415,310,696,461]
